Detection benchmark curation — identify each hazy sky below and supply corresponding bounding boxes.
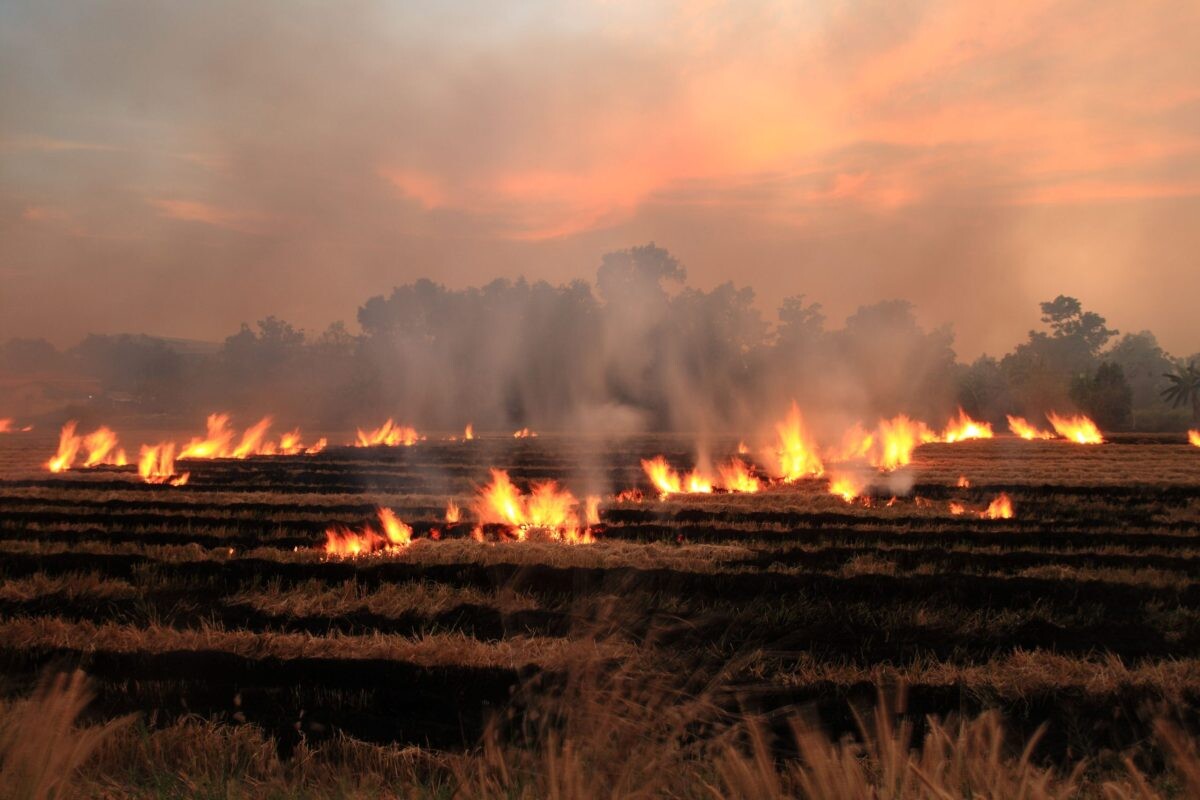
[2,0,1198,357]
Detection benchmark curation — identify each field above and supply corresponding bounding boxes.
[1,429,1199,796]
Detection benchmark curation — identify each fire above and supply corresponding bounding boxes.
[870,415,933,471]
[1046,412,1104,445]
[1189,430,1200,447]
[46,422,82,473]
[828,473,864,503]
[940,409,994,443]
[615,488,644,503]
[1006,415,1055,440]
[323,507,413,558]
[464,424,474,441]
[445,500,461,524]
[956,475,971,488]
[81,426,127,468]
[585,495,601,525]
[640,456,713,498]
[832,424,875,463]
[278,430,326,455]
[949,501,966,515]
[717,458,761,493]
[138,443,189,486]
[179,414,236,458]
[174,413,322,458]
[0,419,11,433]
[773,402,824,480]
[982,492,1014,519]
[355,419,423,447]
[512,427,538,438]
[472,469,594,543]
[736,441,749,455]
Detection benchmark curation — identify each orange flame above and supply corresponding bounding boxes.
[940,409,994,443]
[512,427,538,438]
[324,507,413,557]
[585,495,601,526]
[464,424,474,441]
[949,501,967,515]
[46,422,82,473]
[1189,430,1200,447]
[982,493,1014,519]
[179,414,236,459]
[445,500,461,524]
[1046,412,1104,445]
[828,473,864,503]
[773,402,824,480]
[870,415,934,471]
[138,443,189,486]
[0,419,12,433]
[473,469,594,543]
[81,426,127,468]
[640,456,713,498]
[956,475,971,488]
[736,441,749,455]
[717,458,761,493]
[356,419,423,447]
[1006,415,1055,440]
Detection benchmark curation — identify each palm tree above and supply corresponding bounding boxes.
[1162,360,1200,422]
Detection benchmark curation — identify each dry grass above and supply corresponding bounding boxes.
[0,671,131,800]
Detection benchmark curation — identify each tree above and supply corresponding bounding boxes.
[1070,362,1132,430]
[1161,361,1200,422]
[1002,296,1117,413]
[1107,331,1174,409]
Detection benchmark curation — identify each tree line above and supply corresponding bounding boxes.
[2,244,1197,432]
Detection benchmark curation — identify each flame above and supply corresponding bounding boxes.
[615,488,644,503]
[870,415,933,471]
[832,423,875,463]
[1189,430,1200,447]
[956,475,971,488]
[1046,412,1104,445]
[138,443,189,486]
[445,500,461,523]
[512,427,538,438]
[940,409,994,443]
[773,402,824,480]
[1006,415,1055,440]
[231,416,273,458]
[356,419,423,447]
[585,495,601,525]
[736,441,749,455]
[472,469,594,543]
[828,473,864,503]
[717,458,761,493]
[0,419,11,433]
[46,422,82,473]
[949,501,966,515]
[640,455,713,498]
[179,414,236,458]
[464,423,474,441]
[81,426,127,468]
[982,492,1014,519]
[323,507,413,558]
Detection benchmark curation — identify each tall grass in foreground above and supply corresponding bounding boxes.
[1,667,1198,799]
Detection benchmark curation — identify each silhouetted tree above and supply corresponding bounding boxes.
[1070,362,1132,430]
[1162,361,1200,422]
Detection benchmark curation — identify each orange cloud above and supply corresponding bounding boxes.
[151,199,271,233]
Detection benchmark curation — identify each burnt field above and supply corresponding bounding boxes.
[1,430,1199,793]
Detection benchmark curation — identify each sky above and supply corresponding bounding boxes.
[2,0,1198,358]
